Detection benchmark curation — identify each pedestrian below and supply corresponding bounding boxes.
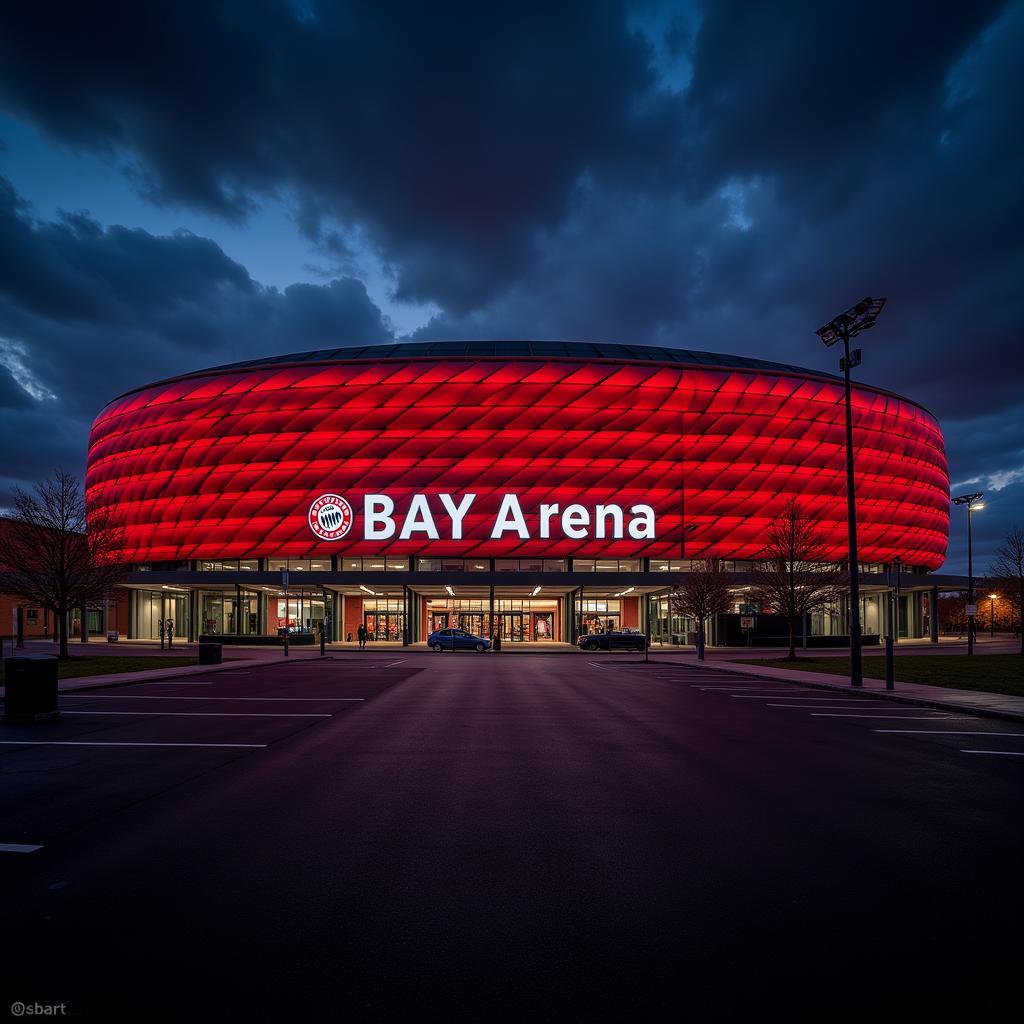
[357,622,367,648]
[166,618,174,647]
[158,618,165,651]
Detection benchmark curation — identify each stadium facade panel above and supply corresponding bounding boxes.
[87,343,949,569]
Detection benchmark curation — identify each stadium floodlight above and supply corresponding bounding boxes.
[816,297,888,347]
[951,493,984,507]
[814,297,888,689]
[952,492,985,655]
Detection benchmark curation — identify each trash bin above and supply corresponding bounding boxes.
[3,654,59,723]
[106,631,119,643]
[199,642,222,665]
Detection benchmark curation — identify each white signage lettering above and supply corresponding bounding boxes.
[438,493,476,540]
[400,494,440,540]
[539,503,559,538]
[322,493,658,544]
[561,503,589,539]
[629,504,656,539]
[364,495,396,540]
[491,494,530,539]
[596,504,623,539]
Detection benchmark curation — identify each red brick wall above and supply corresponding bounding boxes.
[1,587,132,640]
[0,596,51,638]
[343,597,363,642]
[111,589,130,635]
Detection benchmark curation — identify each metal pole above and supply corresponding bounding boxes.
[894,557,901,644]
[991,595,995,638]
[489,584,496,652]
[320,586,327,657]
[967,505,974,656]
[644,593,650,663]
[842,326,863,687]
[283,571,290,658]
[885,634,894,690]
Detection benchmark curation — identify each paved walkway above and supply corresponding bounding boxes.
[656,654,1024,724]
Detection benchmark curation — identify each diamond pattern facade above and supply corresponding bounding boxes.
[86,350,949,567]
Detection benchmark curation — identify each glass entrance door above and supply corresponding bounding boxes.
[458,612,485,636]
[897,595,909,639]
[365,612,405,642]
[580,612,619,635]
[501,612,524,642]
[430,612,449,633]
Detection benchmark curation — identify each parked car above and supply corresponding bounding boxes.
[577,628,647,652]
[428,628,491,653]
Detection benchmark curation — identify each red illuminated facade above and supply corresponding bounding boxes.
[84,342,950,645]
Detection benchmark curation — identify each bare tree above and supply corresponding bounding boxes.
[751,499,846,660]
[669,559,734,660]
[0,470,127,659]
[989,525,1024,655]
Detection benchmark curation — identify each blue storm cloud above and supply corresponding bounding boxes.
[0,1,1020,572]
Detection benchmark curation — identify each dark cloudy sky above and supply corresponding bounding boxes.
[0,1,1021,574]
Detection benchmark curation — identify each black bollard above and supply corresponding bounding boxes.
[885,635,894,690]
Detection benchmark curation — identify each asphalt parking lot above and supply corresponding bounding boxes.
[1,653,1020,1020]
[0,656,412,849]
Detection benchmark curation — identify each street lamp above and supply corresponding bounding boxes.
[816,296,887,688]
[952,492,984,655]
[989,593,998,638]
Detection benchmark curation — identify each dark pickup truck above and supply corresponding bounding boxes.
[577,629,647,652]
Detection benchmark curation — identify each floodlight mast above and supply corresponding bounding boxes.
[815,297,887,689]
[952,492,984,655]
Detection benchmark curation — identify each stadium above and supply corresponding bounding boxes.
[84,341,951,646]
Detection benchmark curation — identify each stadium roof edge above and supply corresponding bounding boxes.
[99,339,937,417]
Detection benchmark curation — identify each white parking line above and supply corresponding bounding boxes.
[0,741,267,749]
[61,711,331,718]
[876,730,1024,736]
[140,682,212,686]
[766,703,904,709]
[810,713,971,720]
[588,662,608,669]
[693,685,799,690]
[730,695,892,701]
[0,843,43,853]
[60,695,365,702]
[961,749,1024,758]
[385,660,407,667]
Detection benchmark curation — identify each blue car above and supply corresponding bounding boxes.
[428,628,491,653]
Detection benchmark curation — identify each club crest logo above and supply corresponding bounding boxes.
[308,494,353,541]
